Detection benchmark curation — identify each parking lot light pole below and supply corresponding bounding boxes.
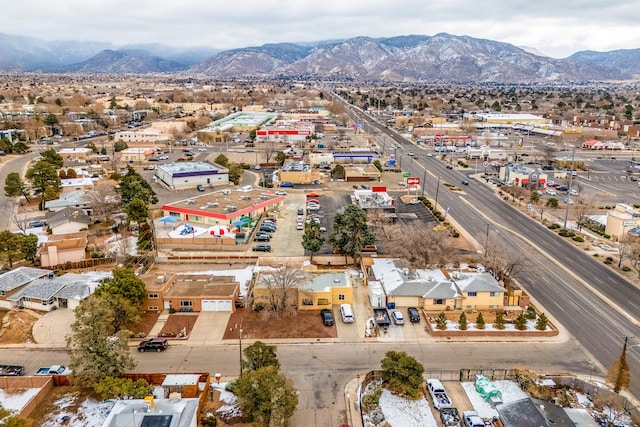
[434,176,441,215]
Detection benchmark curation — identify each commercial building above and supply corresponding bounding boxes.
[155,162,229,189]
[118,147,155,163]
[605,203,640,239]
[279,160,316,184]
[56,147,92,161]
[256,124,314,143]
[499,163,548,188]
[344,164,381,183]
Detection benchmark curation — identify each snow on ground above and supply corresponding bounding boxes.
[212,382,242,419]
[378,389,437,427]
[461,380,529,419]
[105,234,138,256]
[41,394,113,427]
[431,319,549,331]
[0,388,40,412]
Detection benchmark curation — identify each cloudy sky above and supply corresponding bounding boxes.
[3,0,639,58]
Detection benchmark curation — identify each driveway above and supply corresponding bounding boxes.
[32,308,75,347]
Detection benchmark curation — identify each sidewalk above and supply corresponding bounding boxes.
[344,377,364,427]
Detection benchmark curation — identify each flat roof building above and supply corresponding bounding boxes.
[156,162,229,189]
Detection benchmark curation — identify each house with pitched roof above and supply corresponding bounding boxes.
[46,207,92,235]
[364,258,505,311]
[39,231,88,267]
[6,272,95,310]
[0,267,50,309]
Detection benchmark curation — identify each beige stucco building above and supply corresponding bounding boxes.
[605,203,640,239]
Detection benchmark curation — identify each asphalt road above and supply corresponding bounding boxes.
[343,101,640,397]
[0,339,590,427]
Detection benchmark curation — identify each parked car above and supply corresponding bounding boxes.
[409,199,421,205]
[254,234,271,242]
[446,164,453,169]
[158,155,169,160]
[408,307,420,323]
[138,338,168,353]
[361,184,370,190]
[280,182,294,188]
[275,190,287,196]
[392,310,405,325]
[297,208,304,215]
[320,309,334,326]
[297,222,304,230]
[307,204,320,211]
[353,184,362,190]
[546,189,557,196]
[28,220,46,228]
[252,244,271,252]
[197,184,205,192]
[461,180,469,185]
[568,189,578,196]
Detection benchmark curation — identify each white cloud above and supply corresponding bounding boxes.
[1,0,639,57]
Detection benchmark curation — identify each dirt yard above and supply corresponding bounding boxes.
[224,308,337,340]
[159,314,198,338]
[0,309,40,344]
[131,312,160,337]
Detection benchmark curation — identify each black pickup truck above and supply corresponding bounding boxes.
[0,365,25,376]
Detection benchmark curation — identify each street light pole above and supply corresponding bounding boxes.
[484,224,490,258]
[563,144,576,229]
[434,176,441,216]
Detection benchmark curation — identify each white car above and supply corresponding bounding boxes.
[568,189,578,196]
[197,148,207,151]
[158,156,169,160]
[409,199,421,205]
[296,222,304,230]
[275,190,287,196]
[546,189,557,196]
[392,310,405,325]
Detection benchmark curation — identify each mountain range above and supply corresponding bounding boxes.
[0,32,638,83]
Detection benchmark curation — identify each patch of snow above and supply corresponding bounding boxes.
[462,380,529,419]
[41,394,113,427]
[212,381,242,419]
[0,388,40,412]
[378,389,437,427]
[575,392,593,408]
[105,234,138,256]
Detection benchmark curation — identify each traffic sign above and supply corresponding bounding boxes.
[483,161,489,167]
[403,172,411,178]
[407,177,420,185]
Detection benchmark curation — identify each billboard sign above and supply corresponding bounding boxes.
[407,177,420,185]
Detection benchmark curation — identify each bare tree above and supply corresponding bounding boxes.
[11,214,29,233]
[87,181,121,222]
[264,141,278,164]
[366,209,390,239]
[617,233,638,268]
[258,267,304,315]
[573,195,594,231]
[485,245,530,286]
[387,224,455,268]
[542,145,556,165]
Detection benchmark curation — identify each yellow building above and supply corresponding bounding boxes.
[279,160,316,184]
[253,270,353,311]
[605,203,640,239]
[366,258,506,312]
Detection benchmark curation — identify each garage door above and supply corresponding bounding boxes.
[201,300,232,311]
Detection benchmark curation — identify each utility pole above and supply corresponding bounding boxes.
[484,224,490,258]
[421,168,427,197]
[434,176,441,217]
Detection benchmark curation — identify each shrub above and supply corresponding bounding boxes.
[494,311,506,330]
[548,224,561,229]
[361,385,382,412]
[573,236,584,242]
[253,303,265,312]
[451,231,460,238]
[525,305,537,320]
[169,307,177,314]
[536,313,549,331]
[621,266,631,272]
[201,415,217,427]
[604,257,614,265]
[514,312,528,331]
[475,312,485,329]
[435,312,447,330]
[458,312,468,330]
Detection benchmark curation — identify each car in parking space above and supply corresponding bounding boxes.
[546,189,557,196]
[307,204,320,211]
[392,310,405,325]
[353,184,362,190]
[254,234,271,241]
[409,199,421,205]
[252,244,271,252]
[361,184,370,190]
[568,189,578,196]
[158,155,169,160]
[297,215,303,222]
[275,190,287,196]
[280,182,294,188]
[319,226,327,232]
[138,338,168,352]
[197,184,205,192]
[297,208,304,215]
[297,222,304,230]
[320,309,334,326]
[197,148,207,151]
[149,157,159,162]
[259,226,276,233]
[408,307,420,323]
[28,220,46,228]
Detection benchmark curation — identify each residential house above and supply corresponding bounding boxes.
[44,190,91,213]
[0,267,50,309]
[364,258,506,311]
[39,231,88,268]
[46,207,92,235]
[497,397,591,427]
[7,272,95,310]
[253,269,353,311]
[142,273,240,313]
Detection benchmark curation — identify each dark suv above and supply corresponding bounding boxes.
[320,309,334,326]
[408,307,421,323]
[138,338,168,352]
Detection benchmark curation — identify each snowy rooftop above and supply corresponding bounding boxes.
[302,271,351,291]
[101,398,199,427]
[162,374,201,387]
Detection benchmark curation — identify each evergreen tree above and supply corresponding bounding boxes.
[535,313,548,331]
[4,172,30,202]
[436,312,447,330]
[494,311,506,330]
[243,341,280,372]
[475,312,486,329]
[525,305,537,320]
[329,205,375,265]
[514,312,528,331]
[301,221,324,261]
[380,351,425,400]
[458,312,468,330]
